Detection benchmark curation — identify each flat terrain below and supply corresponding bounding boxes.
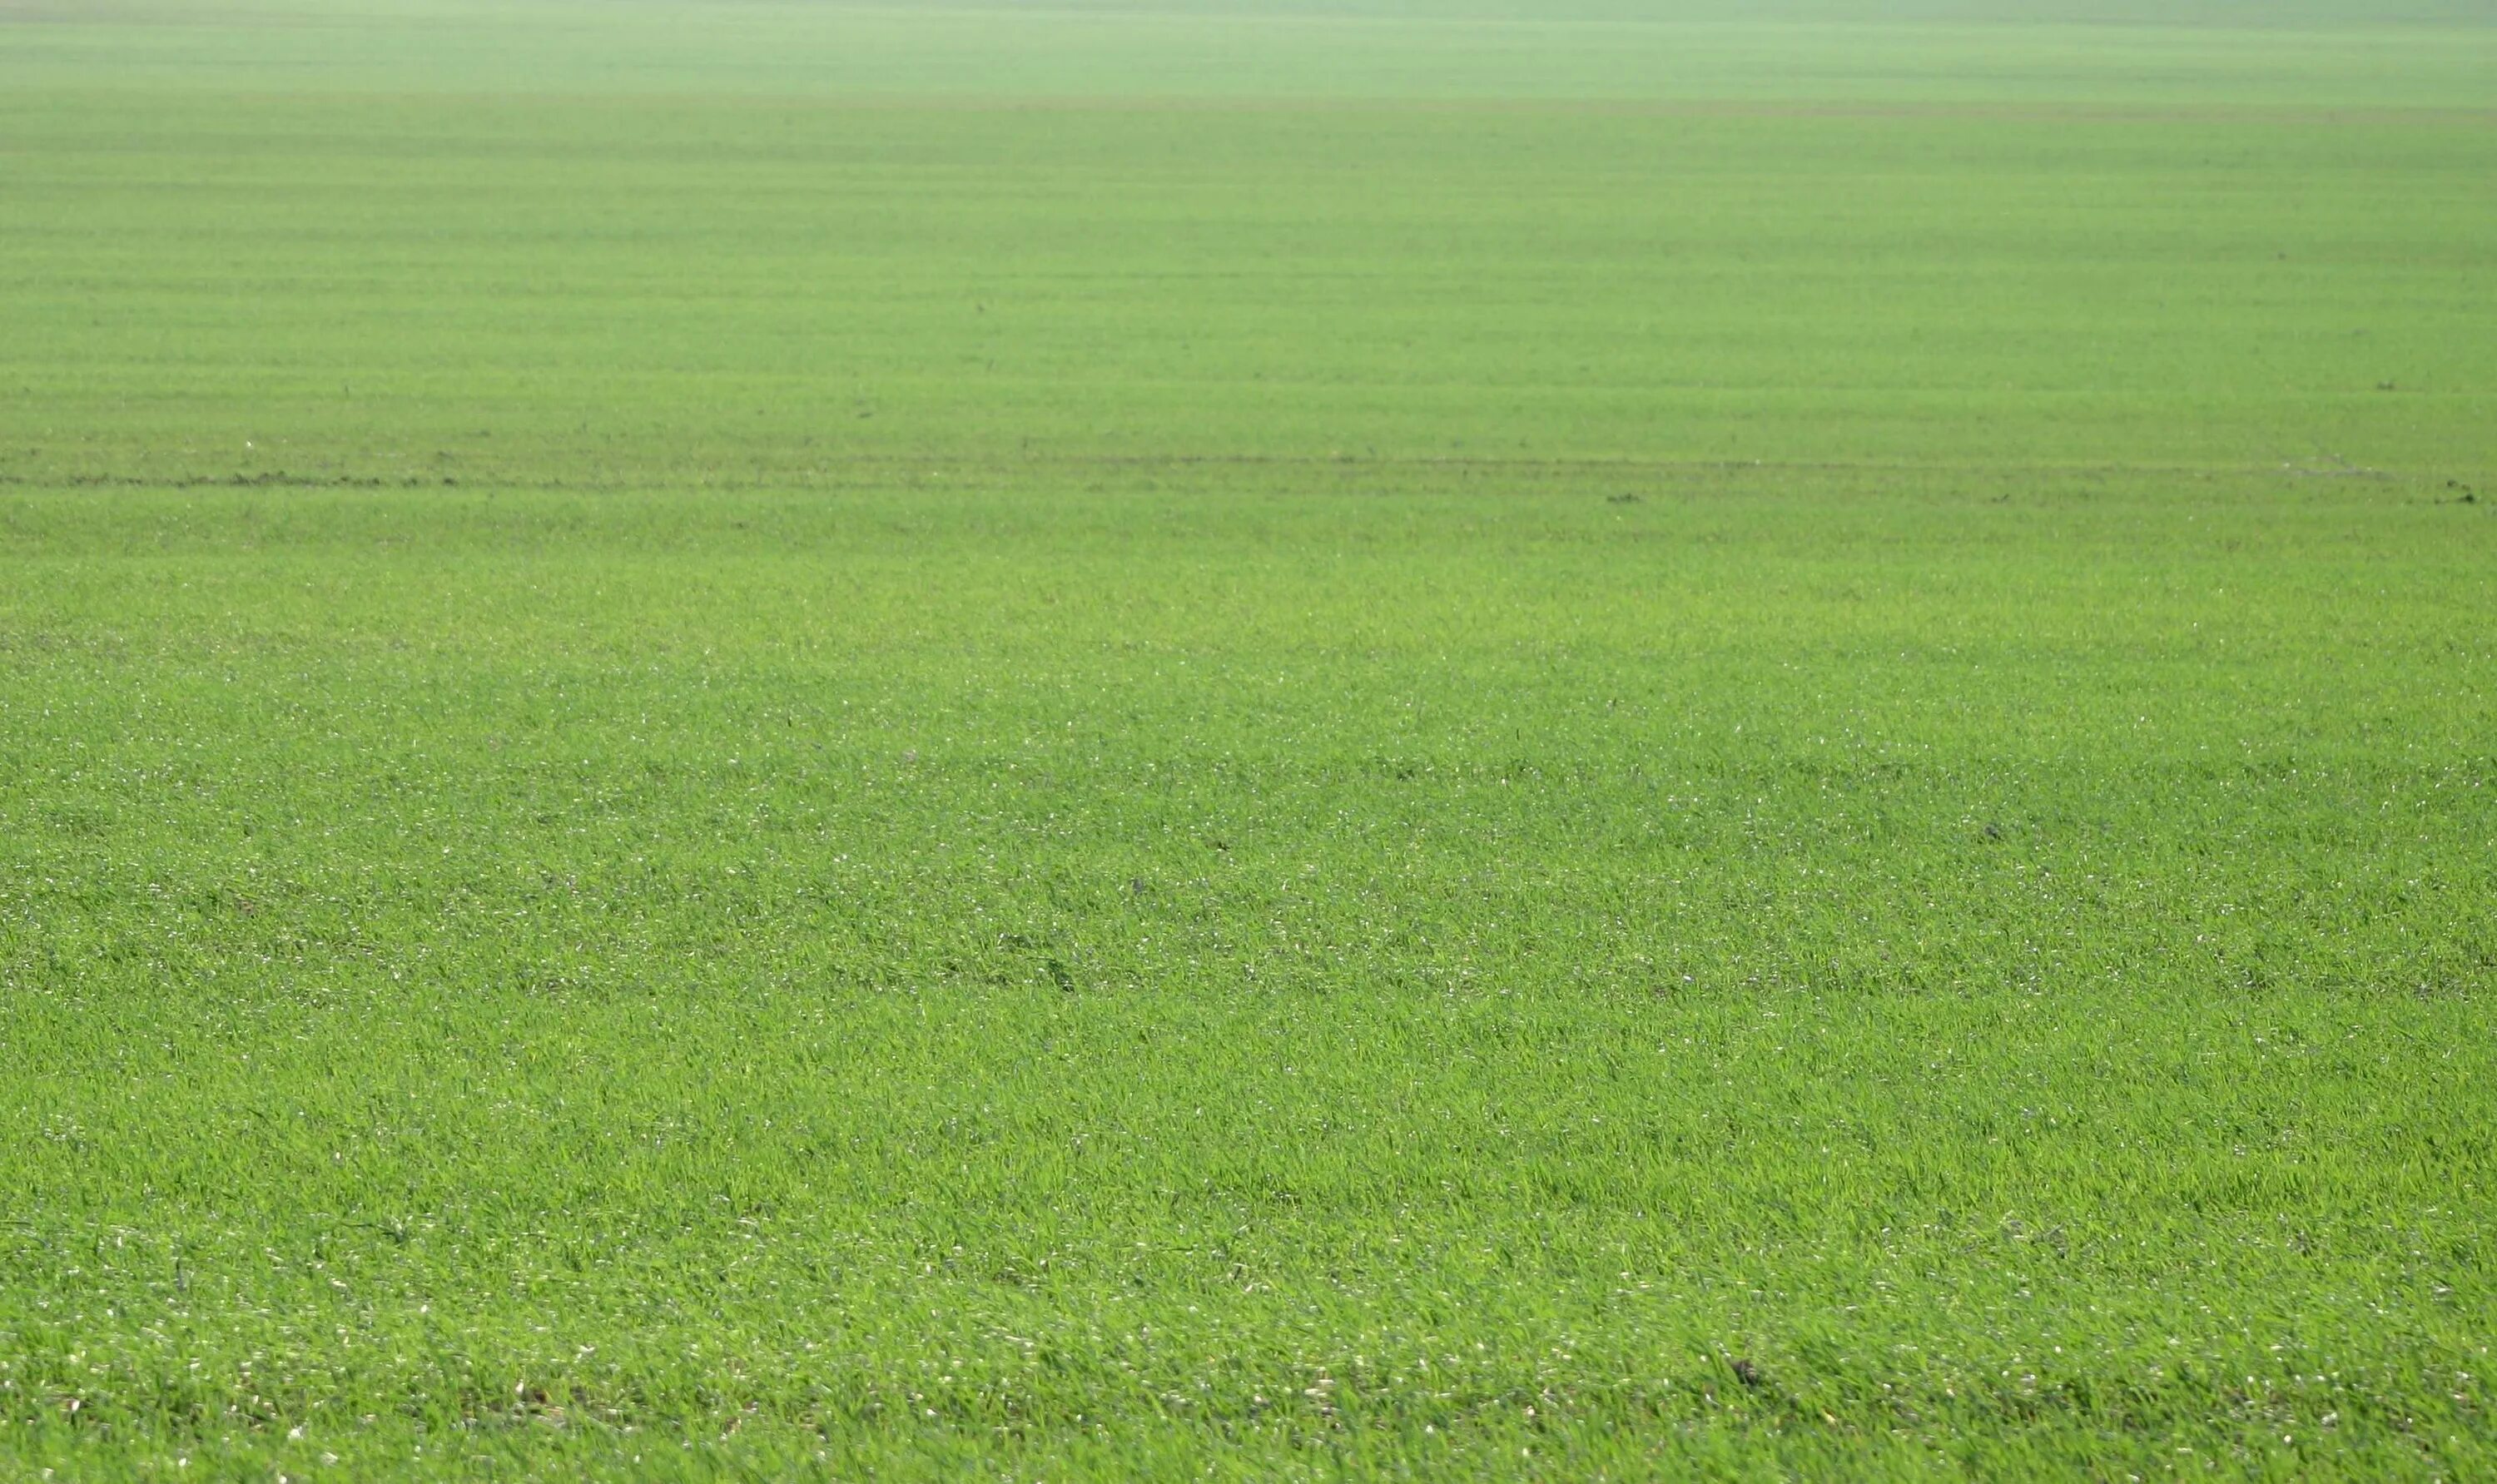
[2,2,2494,1477]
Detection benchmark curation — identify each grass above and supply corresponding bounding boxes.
[2,2,2494,1477]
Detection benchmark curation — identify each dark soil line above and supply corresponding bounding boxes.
[0,454,2353,494]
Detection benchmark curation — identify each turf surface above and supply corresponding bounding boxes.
[2,2,2494,1478]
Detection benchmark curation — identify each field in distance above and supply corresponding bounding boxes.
[2,2,2493,1478]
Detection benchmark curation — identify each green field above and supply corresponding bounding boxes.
[3,2,2495,1477]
